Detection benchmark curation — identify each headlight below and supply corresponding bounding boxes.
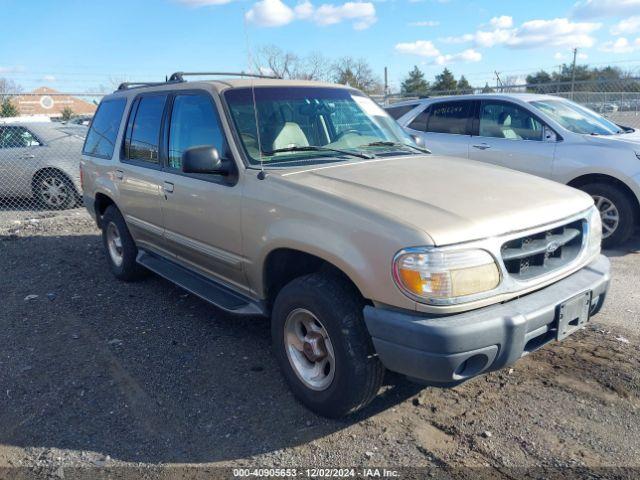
[587,205,602,258]
[393,248,500,304]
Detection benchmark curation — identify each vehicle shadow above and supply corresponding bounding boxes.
[603,230,640,257]
[0,232,421,464]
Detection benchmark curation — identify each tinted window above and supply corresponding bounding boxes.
[83,98,126,158]
[408,107,429,131]
[0,126,41,149]
[168,93,226,170]
[124,95,167,163]
[479,101,543,141]
[385,104,418,120]
[426,101,471,134]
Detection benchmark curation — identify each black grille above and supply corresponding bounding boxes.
[501,220,585,280]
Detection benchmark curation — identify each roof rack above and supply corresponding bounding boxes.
[117,81,176,91]
[168,71,280,82]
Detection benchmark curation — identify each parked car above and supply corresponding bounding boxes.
[82,75,609,417]
[0,122,85,209]
[389,94,640,247]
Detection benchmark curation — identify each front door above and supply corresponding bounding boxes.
[115,93,168,255]
[160,91,245,290]
[468,100,556,178]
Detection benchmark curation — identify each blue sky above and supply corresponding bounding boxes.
[1,0,640,93]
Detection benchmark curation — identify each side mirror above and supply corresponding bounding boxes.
[182,146,227,174]
[411,134,426,148]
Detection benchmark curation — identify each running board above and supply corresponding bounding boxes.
[137,251,266,316]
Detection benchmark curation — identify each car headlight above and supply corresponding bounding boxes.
[393,248,500,304]
[587,205,602,258]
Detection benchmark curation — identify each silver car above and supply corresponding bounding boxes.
[390,94,640,247]
[0,122,85,209]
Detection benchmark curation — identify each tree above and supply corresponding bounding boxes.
[252,45,332,81]
[431,68,457,92]
[456,75,472,93]
[525,70,552,86]
[333,57,382,94]
[0,99,18,117]
[61,107,74,121]
[401,66,429,97]
[0,77,21,103]
[481,82,494,93]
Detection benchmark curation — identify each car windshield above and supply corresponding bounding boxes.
[224,86,418,167]
[529,98,623,135]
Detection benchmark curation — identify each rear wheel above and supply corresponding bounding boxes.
[580,182,635,248]
[32,170,78,210]
[101,205,147,281]
[271,272,384,418]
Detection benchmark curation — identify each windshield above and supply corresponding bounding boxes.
[530,98,623,135]
[224,86,417,167]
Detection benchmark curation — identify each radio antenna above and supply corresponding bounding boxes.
[243,13,266,178]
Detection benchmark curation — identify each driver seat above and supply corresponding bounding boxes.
[272,122,309,150]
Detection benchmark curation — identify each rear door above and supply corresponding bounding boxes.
[115,93,169,255]
[160,91,245,289]
[404,100,473,159]
[0,126,44,196]
[468,100,556,178]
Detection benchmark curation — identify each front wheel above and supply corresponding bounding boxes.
[580,182,635,248]
[271,273,384,418]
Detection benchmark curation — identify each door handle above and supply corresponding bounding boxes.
[163,181,174,193]
[20,154,35,159]
[115,169,124,180]
[472,143,491,150]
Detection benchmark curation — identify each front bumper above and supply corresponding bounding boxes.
[364,255,610,385]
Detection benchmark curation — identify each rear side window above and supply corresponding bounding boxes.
[407,107,430,131]
[0,126,41,148]
[385,104,418,120]
[426,101,471,135]
[123,94,167,164]
[82,98,126,158]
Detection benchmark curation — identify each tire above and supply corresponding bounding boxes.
[271,272,384,418]
[101,205,147,281]
[32,170,78,210]
[580,182,635,248]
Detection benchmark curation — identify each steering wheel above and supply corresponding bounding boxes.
[334,129,363,141]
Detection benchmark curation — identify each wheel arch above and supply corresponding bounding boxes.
[568,173,640,221]
[31,167,78,194]
[94,192,118,229]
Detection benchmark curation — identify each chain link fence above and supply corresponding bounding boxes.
[0,92,103,231]
[380,77,640,129]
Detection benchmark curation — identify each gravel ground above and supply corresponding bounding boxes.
[0,209,638,479]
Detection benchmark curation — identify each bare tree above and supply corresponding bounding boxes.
[0,77,22,102]
[252,45,332,81]
[332,57,382,94]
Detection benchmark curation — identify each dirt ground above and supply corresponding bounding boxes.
[0,209,638,479]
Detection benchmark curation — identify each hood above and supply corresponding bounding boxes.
[280,155,593,245]
[585,129,640,149]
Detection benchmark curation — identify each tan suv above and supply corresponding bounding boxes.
[81,72,610,418]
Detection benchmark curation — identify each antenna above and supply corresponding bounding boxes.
[243,13,266,178]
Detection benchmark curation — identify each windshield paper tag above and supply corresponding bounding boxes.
[351,95,386,117]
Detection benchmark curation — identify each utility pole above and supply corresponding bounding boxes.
[494,71,502,92]
[570,47,578,100]
[384,67,388,103]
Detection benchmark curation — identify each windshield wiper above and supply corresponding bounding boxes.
[363,141,431,154]
[262,145,374,160]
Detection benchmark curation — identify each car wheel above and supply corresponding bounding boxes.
[32,170,77,210]
[101,205,147,281]
[581,182,635,248]
[271,272,384,418]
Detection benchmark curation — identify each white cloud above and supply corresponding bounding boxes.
[554,51,588,60]
[314,2,377,29]
[434,48,482,65]
[408,20,439,27]
[600,37,640,53]
[42,75,56,82]
[0,66,25,74]
[176,0,235,6]
[439,17,600,50]
[489,15,513,29]
[246,0,295,27]
[572,0,640,19]
[394,40,440,57]
[246,0,376,29]
[611,16,640,35]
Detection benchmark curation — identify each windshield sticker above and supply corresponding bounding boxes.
[351,95,386,117]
